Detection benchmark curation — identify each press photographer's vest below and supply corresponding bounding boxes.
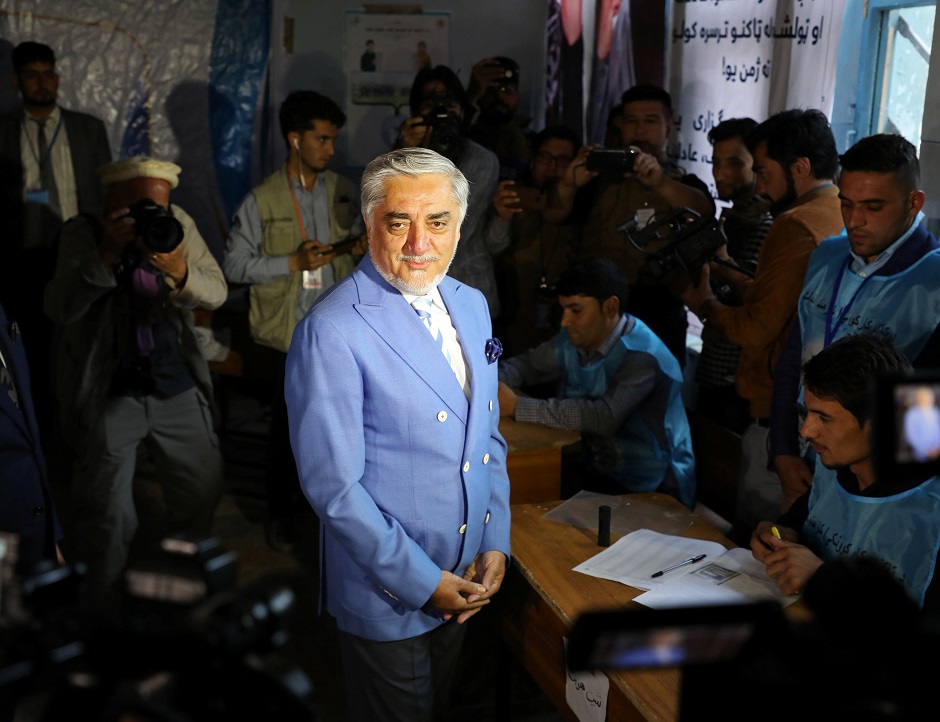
[553,318,696,508]
[248,168,358,352]
[803,466,940,607]
[798,232,940,364]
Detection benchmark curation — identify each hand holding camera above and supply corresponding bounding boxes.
[492,180,523,221]
[399,115,433,149]
[561,144,600,189]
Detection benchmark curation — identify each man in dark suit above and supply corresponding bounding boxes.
[0,41,112,439]
[0,301,62,572]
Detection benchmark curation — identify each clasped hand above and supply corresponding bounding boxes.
[427,550,507,624]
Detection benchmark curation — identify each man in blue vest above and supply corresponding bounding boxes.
[752,334,940,613]
[497,258,696,508]
[769,133,940,514]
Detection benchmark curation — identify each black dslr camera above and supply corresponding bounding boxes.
[586,147,639,173]
[421,90,463,158]
[617,208,727,285]
[0,532,320,721]
[128,198,184,254]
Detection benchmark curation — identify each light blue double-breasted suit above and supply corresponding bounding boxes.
[286,256,511,642]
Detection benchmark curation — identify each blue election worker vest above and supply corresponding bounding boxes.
[799,233,940,364]
[803,464,940,608]
[553,317,696,508]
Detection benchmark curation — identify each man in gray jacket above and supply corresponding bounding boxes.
[45,156,226,593]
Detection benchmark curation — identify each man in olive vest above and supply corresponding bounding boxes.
[223,90,364,550]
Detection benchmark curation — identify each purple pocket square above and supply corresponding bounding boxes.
[485,338,503,364]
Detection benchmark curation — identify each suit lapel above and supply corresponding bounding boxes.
[354,260,469,421]
[0,307,34,440]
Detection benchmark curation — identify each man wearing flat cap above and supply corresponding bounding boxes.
[45,156,227,593]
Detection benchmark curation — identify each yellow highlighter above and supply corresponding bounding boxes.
[771,526,782,540]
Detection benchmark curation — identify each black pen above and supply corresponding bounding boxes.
[650,554,707,578]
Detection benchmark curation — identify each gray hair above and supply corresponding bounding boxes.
[360,147,469,225]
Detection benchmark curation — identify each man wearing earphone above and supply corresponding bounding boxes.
[223,90,365,551]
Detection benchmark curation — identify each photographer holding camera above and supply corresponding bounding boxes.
[44,157,226,594]
[465,56,534,183]
[546,85,714,367]
[397,65,505,318]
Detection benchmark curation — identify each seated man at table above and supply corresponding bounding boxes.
[497,258,696,508]
[750,333,940,613]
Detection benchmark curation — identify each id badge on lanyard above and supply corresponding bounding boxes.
[302,268,323,289]
[26,188,51,205]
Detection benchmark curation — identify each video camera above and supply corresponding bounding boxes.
[420,90,464,159]
[871,370,940,482]
[0,533,319,721]
[616,208,728,286]
[567,556,938,721]
[127,198,184,254]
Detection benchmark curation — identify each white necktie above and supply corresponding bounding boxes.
[411,296,467,396]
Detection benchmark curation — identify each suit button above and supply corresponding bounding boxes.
[437,411,448,422]
[485,513,490,523]
[459,524,467,534]
[32,506,44,516]
[489,400,493,411]
[462,461,470,472]
[483,453,490,464]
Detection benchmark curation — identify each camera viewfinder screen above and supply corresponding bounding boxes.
[586,622,756,670]
[894,382,940,464]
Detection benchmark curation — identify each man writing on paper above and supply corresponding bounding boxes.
[498,258,695,509]
[750,334,940,613]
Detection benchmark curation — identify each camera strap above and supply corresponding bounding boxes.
[287,170,326,290]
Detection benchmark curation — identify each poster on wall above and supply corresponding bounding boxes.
[344,10,450,167]
[665,0,847,203]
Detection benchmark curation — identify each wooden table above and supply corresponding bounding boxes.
[499,417,580,504]
[495,493,736,722]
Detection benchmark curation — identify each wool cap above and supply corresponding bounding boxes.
[98,156,181,189]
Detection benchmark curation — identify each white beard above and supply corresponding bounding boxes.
[370,242,459,296]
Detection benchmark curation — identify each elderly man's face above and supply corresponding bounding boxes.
[367,173,460,295]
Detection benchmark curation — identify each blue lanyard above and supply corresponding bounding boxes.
[824,255,875,347]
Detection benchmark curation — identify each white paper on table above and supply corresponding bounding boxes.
[634,547,801,609]
[564,637,609,722]
[572,528,728,590]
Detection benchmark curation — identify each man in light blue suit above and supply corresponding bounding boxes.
[286,147,510,721]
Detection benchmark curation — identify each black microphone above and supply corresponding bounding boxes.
[598,505,611,547]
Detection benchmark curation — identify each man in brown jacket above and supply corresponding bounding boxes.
[683,109,844,542]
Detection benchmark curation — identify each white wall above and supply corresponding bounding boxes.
[920,10,940,230]
[282,0,549,176]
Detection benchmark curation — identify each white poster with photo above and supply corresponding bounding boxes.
[665,0,847,200]
[344,11,451,167]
